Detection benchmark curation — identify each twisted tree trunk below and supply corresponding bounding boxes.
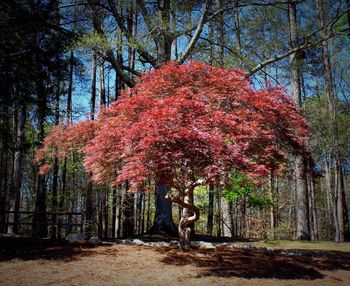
[166,187,200,251]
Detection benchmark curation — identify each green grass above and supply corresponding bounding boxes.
[239,240,350,252]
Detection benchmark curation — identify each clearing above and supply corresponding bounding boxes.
[0,239,350,286]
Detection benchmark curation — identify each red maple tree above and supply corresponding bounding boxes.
[36,61,308,249]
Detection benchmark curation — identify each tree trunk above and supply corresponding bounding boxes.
[117,187,122,237]
[288,1,310,240]
[222,200,231,237]
[8,104,26,234]
[67,51,74,124]
[112,187,117,238]
[85,50,97,239]
[316,0,348,242]
[179,196,193,251]
[216,190,222,237]
[99,58,106,106]
[240,197,246,238]
[233,0,242,67]
[141,193,145,234]
[149,0,176,235]
[33,78,48,238]
[122,181,134,236]
[150,184,177,235]
[0,115,10,234]
[51,63,61,239]
[177,187,199,251]
[91,51,97,119]
[206,184,214,235]
[215,0,224,66]
[146,192,151,232]
[269,172,276,239]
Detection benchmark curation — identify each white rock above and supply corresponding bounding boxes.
[170,240,179,246]
[199,242,215,249]
[133,239,145,245]
[89,237,101,244]
[150,242,170,247]
[66,233,85,242]
[123,239,133,245]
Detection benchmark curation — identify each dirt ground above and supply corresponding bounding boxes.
[1,243,350,286]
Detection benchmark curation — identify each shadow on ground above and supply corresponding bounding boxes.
[158,246,350,280]
[0,237,108,262]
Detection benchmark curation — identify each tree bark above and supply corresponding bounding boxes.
[167,188,200,251]
[51,66,60,239]
[215,0,224,66]
[99,58,106,106]
[206,184,214,235]
[85,50,97,239]
[150,184,177,235]
[33,79,48,238]
[316,0,347,242]
[8,104,26,234]
[122,181,134,236]
[233,0,242,67]
[288,1,310,240]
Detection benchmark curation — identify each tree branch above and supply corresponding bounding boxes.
[165,193,200,227]
[249,6,350,75]
[177,0,212,64]
[107,0,159,67]
[87,0,136,87]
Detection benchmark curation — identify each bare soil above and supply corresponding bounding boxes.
[1,240,350,286]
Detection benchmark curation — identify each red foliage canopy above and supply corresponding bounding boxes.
[36,61,308,191]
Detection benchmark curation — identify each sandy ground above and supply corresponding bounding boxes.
[0,244,350,286]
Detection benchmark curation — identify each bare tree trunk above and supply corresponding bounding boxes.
[141,193,145,234]
[288,1,310,240]
[33,79,48,238]
[85,51,97,239]
[269,172,276,239]
[91,52,97,120]
[179,192,194,251]
[206,184,214,235]
[316,0,347,242]
[8,104,26,234]
[216,190,221,237]
[325,155,338,239]
[228,201,234,237]
[99,58,106,106]
[0,115,10,234]
[168,187,200,251]
[137,193,143,234]
[215,0,224,66]
[51,67,60,239]
[233,0,242,66]
[104,192,108,238]
[117,188,122,237]
[307,162,318,240]
[123,181,134,236]
[67,51,74,125]
[150,184,177,234]
[112,187,117,238]
[150,0,177,235]
[146,192,151,232]
[240,197,246,238]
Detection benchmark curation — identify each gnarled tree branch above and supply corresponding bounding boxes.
[177,0,212,64]
[166,192,200,227]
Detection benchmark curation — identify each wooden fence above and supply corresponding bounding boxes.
[0,211,83,237]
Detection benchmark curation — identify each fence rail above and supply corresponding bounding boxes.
[0,211,83,236]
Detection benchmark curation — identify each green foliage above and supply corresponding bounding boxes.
[304,94,350,160]
[266,220,293,240]
[224,171,271,209]
[73,32,111,51]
